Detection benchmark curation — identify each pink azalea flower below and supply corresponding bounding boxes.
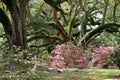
[91,46,114,68]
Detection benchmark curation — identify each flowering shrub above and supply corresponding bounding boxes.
[75,56,89,68]
[91,46,114,68]
[50,55,66,68]
[49,42,89,68]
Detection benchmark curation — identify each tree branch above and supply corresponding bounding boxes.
[79,23,120,47]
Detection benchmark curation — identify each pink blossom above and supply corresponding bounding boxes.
[91,46,114,68]
[50,60,66,68]
[51,44,65,55]
[49,42,89,68]
[51,55,64,60]
[75,56,89,68]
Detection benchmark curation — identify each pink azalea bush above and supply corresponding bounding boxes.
[75,56,89,68]
[46,42,114,69]
[49,42,89,68]
[50,55,66,68]
[91,46,114,68]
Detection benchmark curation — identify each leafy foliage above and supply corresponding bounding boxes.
[109,47,120,68]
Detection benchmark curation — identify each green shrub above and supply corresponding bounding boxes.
[108,47,120,68]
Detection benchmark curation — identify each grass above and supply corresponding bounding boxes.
[42,68,120,80]
[0,68,120,80]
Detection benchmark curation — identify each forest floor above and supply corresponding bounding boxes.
[1,67,120,80]
[41,68,120,80]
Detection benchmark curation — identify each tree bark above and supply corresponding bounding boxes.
[0,8,12,48]
[1,0,28,50]
[79,23,120,47]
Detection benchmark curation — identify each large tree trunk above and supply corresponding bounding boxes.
[0,8,12,48]
[1,0,28,50]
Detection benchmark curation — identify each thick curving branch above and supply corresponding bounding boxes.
[79,23,120,47]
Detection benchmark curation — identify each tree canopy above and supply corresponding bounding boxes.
[0,0,120,51]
